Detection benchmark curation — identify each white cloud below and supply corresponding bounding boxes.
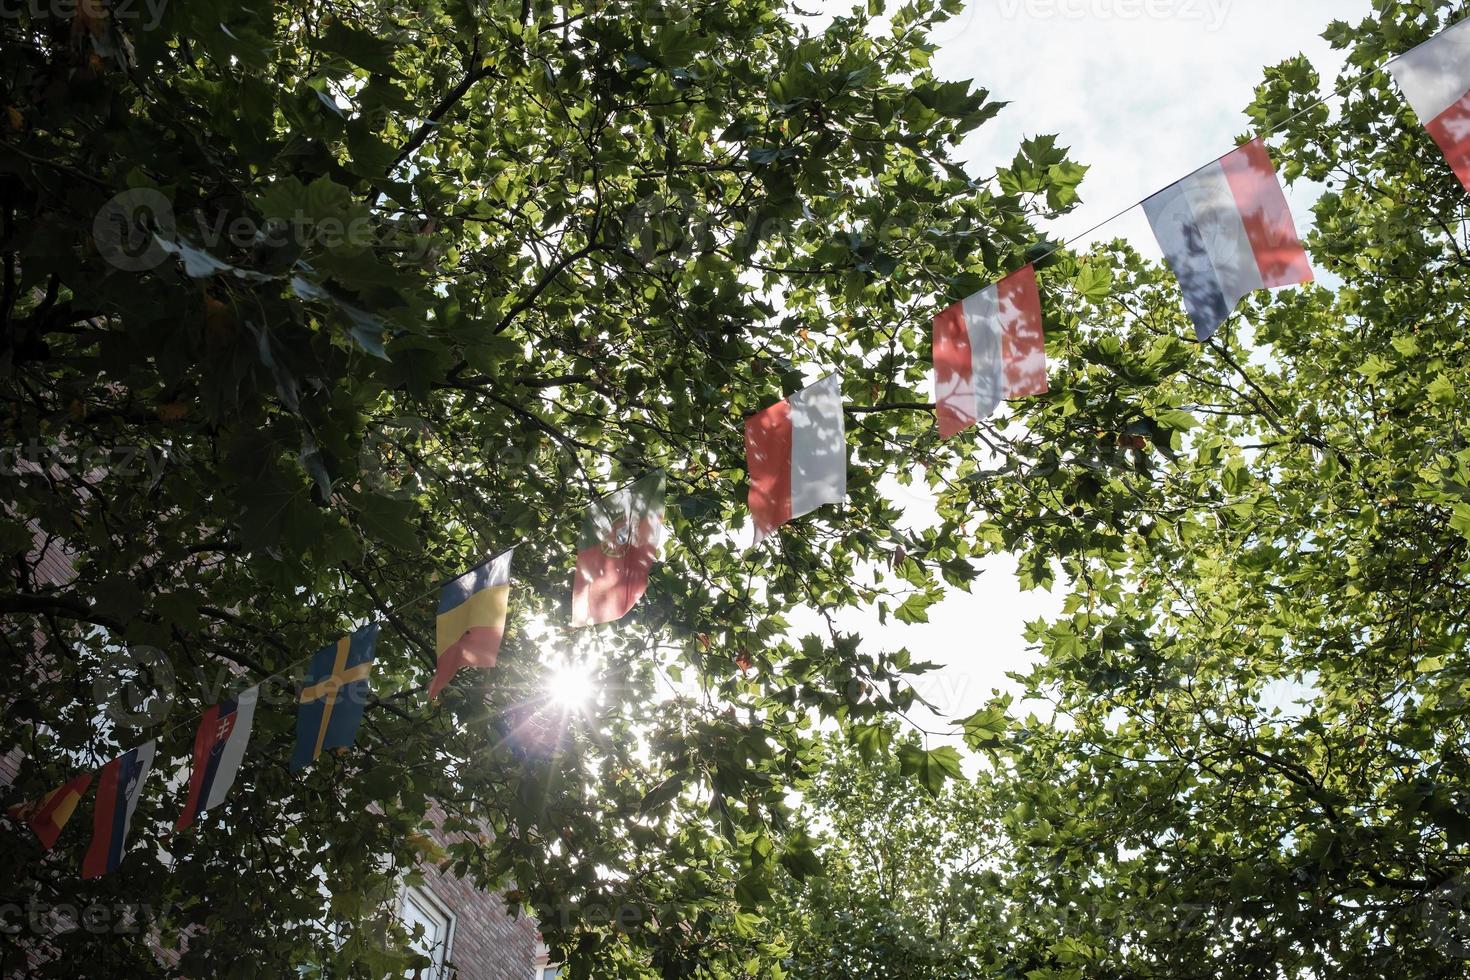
[934,0,1373,253]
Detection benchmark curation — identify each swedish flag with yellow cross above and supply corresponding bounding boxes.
[290,623,380,772]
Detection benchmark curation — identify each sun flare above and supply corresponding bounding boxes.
[547,662,596,712]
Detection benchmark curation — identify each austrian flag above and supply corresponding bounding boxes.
[176,685,258,832]
[1143,138,1312,341]
[932,264,1048,439]
[82,740,156,879]
[572,472,665,628]
[1387,17,1470,191]
[745,374,847,545]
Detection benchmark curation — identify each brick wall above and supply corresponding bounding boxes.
[415,802,541,980]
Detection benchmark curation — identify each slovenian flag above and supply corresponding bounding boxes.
[176,685,258,832]
[932,264,1048,438]
[429,551,513,699]
[7,771,93,850]
[82,741,156,879]
[1387,17,1470,191]
[1143,138,1312,341]
[571,472,665,628]
[745,374,847,546]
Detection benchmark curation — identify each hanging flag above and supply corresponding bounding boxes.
[82,741,156,879]
[745,374,846,545]
[571,472,665,628]
[1143,138,1312,342]
[932,264,1047,438]
[176,685,259,831]
[291,624,380,771]
[429,550,513,699]
[1387,18,1470,191]
[7,771,93,850]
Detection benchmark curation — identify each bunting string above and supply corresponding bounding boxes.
[8,17,1470,878]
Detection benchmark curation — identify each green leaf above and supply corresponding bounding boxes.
[896,744,963,796]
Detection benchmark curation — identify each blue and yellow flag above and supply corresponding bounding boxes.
[291,623,380,772]
[428,549,513,699]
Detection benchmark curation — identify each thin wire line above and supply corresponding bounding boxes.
[111,544,525,761]
[1025,55,1388,270]
[73,39,1426,759]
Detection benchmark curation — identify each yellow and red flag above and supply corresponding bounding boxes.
[8,771,93,850]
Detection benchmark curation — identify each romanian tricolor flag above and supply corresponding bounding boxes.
[82,741,156,879]
[571,472,665,628]
[290,624,380,772]
[429,549,513,699]
[7,771,93,850]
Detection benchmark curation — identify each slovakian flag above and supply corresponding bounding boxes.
[745,374,847,546]
[291,624,380,771]
[82,741,155,879]
[7,771,93,850]
[571,472,665,628]
[1387,17,1470,191]
[428,550,512,699]
[176,685,258,832]
[1143,138,1312,342]
[932,264,1047,438]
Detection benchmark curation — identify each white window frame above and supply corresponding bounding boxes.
[398,884,456,979]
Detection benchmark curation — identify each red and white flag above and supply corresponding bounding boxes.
[745,374,846,545]
[571,472,664,628]
[932,264,1047,438]
[1388,17,1470,191]
[176,685,258,832]
[1143,139,1312,342]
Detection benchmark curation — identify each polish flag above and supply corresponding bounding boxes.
[745,374,846,545]
[1143,138,1312,342]
[932,264,1047,439]
[1387,17,1470,191]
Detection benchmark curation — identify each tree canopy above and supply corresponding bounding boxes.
[0,0,1080,974]
[5,0,1470,976]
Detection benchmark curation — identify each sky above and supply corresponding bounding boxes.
[787,0,1377,743]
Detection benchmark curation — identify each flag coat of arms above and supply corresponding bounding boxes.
[82,741,156,879]
[932,264,1047,438]
[1143,138,1312,341]
[745,374,846,545]
[8,771,93,850]
[291,624,380,771]
[429,550,513,699]
[176,685,259,831]
[572,472,665,628]
[1387,17,1470,191]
